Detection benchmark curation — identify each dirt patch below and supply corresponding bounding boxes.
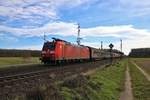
[119,65,133,100]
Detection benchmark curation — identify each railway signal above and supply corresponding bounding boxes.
[109,43,114,49]
[109,43,114,64]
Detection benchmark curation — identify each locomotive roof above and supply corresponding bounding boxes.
[52,37,88,48]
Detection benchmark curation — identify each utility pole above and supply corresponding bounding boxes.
[101,41,103,49]
[120,39,123,58]
[77,23,81,45]
[44,33,46,42]
[120,39,122,52]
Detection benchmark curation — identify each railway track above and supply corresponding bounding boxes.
[0,59,116,85]
[0,68,51,85]
[0,64,47,77]
[0,63,86,85]
[0,61,97,77]
[0,59,118,97]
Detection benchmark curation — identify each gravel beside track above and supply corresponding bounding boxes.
[0,59,119,99]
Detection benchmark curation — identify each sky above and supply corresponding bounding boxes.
[0,0,150,54]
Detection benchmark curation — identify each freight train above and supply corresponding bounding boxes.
[40,38,123,64]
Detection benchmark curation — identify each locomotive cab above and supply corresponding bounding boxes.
[41,41,56,63]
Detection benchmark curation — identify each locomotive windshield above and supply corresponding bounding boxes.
[43,42,55,50]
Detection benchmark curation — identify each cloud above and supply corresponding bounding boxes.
[0,33,18,45]
[113,36,150,55]
[1,21,150,54]
[82,36,150,55]
[0,33,4,36]
[1,21,150,38]
[1,0,150,27]
[0,0,90,28]
[0,22,77,36]
[0,0,57,20]
[1,0,150,54]
[2,0,149,21]
[1,0,150,30]
[116,0,150,17]
[93,0,150,17]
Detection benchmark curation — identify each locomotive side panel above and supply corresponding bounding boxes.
[80,47,90,59]
[55,41,65,60]
[63,44,90,60]
[63,43,80,60]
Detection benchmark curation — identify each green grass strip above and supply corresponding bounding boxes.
[60,60,126,100]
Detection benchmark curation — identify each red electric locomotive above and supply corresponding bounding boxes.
[41,38,90,64]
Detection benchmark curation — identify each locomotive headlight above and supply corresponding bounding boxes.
[42,51,46,54]
[50,51,55,54]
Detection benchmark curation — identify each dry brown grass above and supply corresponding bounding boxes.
[133,58,150,75]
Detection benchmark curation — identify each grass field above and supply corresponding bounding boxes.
[132,58,150,75]
[60,60,126,100]
[132,58,150,61]
[0,57,40,67]
[129,61,150,100]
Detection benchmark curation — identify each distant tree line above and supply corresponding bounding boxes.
[129,48,150,57]
[0,49,41,57]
